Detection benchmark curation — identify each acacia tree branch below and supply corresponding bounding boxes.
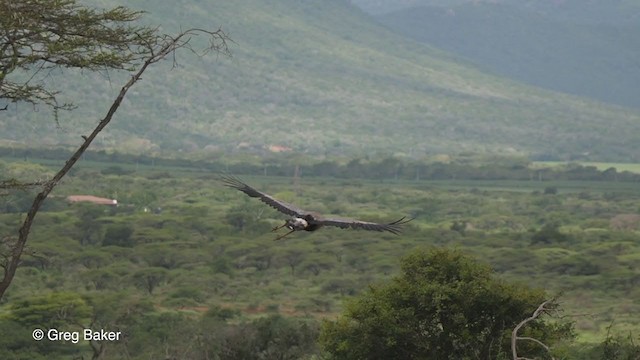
[512,299,556,360]
[517,337,552,353]
[0,179,49,190]
[0,1,159,114]
[0,27,230,301]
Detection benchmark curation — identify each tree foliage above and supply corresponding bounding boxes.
[3,291,91,328]
[531,223,570,245]
[320,247,573,360]
[102,223,134,247]
[0,0,154,113]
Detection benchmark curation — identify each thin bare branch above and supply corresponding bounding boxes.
[518,337,552,353]
[0,26,230,300]
[512,299,556,360]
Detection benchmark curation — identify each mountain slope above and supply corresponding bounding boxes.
[1,0,639,161]
[373,1,640,109]
[354,0,640,22]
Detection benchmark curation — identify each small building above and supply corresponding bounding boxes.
[66,195,118,206]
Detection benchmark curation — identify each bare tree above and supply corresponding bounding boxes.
[0,2,231,300]
[511,298,557,360]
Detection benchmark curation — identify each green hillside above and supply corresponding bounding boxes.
[355,0,640,21]
[375,1,640,110]
[2,0,640,161]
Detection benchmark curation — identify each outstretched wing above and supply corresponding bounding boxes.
[318,216,413,235]
[220,175,308,217]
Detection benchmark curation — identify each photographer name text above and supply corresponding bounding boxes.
[32,328,121,344]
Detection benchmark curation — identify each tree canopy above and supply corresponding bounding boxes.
[0,0,155,113]
[320,247,574,359]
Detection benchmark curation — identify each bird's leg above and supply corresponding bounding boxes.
[273,229,295,241]
[271,222,287,232]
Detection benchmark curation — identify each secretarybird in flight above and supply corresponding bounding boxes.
[221,175,412,240]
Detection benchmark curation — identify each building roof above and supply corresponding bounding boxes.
[66,195,117,205]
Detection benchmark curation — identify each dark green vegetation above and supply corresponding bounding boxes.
[375,0,640,109]
[2,0,640,161]
[1,155,640,358]
[320,248,573,359]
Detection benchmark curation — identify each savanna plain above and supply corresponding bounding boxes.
[1,153,639,359]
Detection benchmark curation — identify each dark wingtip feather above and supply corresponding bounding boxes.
[219,174,247,190]
[386,216,414,235]
[219,175,262,198]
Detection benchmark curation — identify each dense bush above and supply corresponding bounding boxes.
[102,224,135,247]
[320,248,574,360]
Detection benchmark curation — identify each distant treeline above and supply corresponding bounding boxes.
[2,146,639,182]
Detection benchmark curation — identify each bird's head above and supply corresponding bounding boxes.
[286,217,309,231]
